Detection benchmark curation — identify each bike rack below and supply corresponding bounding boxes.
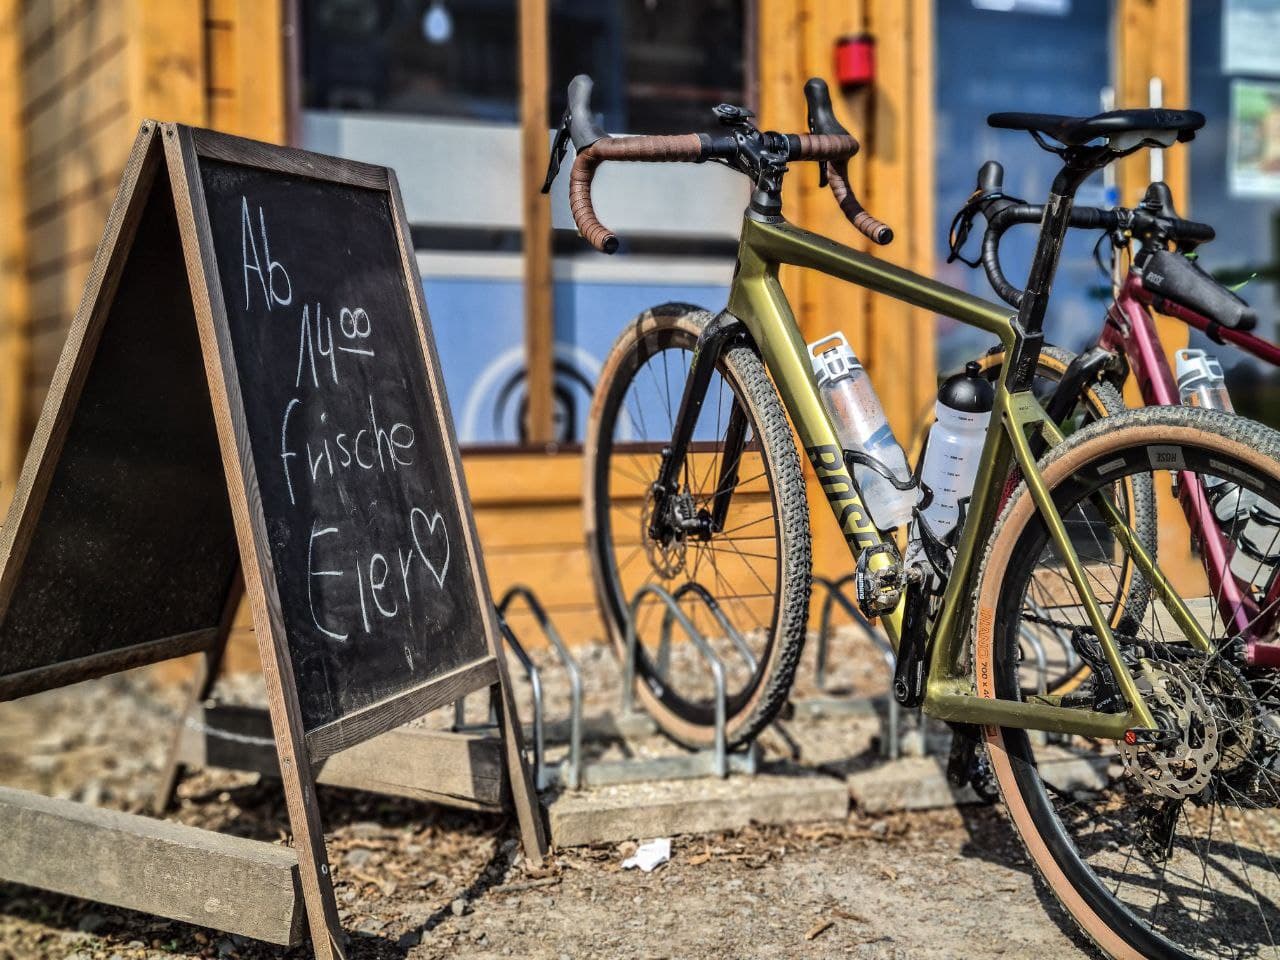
[625,583,758,780]
[499,586,584,790]
[804,574,903,760]
[457,583,757,792]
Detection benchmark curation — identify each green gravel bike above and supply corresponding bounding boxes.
[548,74,1280,958]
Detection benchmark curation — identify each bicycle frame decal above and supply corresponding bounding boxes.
[805,444,879,552]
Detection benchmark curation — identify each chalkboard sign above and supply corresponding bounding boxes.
[0,123,544,957]
[193,157,488,737]
[0,129,239,700]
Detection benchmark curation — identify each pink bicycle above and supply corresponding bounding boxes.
[950,161,1280,672]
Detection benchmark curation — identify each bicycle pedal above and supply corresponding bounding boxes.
[854,543,905,615]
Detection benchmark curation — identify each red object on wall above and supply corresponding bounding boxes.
[836,34,875,89]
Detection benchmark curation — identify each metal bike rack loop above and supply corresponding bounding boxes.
[498,586,583,789]
[656,581,758,681]
[625,583,730,777]
[811,574,902,759]
[459,583,757,792]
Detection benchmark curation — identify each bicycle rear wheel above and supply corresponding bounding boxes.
[584,304,811,749]
[972,406,1280,959]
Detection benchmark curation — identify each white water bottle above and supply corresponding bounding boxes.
[809,332,916,530]
[1177,349,1280,588]
[917,362,994,543]
[1176,348,1233,412]
[1177,348,1248,522]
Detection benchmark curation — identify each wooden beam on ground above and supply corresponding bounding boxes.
[520,0,553,446]
[545,769,849,847]
[175,704,509,811]
[0,785,304,945]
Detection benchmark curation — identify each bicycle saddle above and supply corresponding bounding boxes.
[988,108,1204,149]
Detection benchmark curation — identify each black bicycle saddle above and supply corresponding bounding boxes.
[987,108,1205,148]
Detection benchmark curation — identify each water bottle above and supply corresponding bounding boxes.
[1175,349,1280,588]
[1176,348,1234,412]
[809,332,915,530]
[917,362,994,543]
[1176,349,1244,519]
[1230,502,1280,589]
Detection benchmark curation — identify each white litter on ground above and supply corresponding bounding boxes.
[622,838,672,872]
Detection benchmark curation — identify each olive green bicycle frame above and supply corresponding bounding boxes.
[724,214,1212,738]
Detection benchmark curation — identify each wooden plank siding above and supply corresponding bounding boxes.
[8,1,282,454]
[15,0,130,444]
[0,0,29,514]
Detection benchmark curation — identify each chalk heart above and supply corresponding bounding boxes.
[410,507,450,589]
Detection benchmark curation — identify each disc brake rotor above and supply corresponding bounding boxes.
[640,487,687,579]
[1119,658,1220,800]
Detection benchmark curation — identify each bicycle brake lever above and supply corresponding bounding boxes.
[541,110,572,194]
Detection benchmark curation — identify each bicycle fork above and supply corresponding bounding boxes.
[648,311,752,544]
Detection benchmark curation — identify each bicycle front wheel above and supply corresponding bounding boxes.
[584,304,811,749]
[973,406,1280,959]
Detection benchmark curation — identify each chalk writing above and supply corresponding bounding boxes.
[205,157,490,731]
[238,194,453,644]
[241,197,292,311]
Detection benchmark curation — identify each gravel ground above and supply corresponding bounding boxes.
[0,631,1096,960]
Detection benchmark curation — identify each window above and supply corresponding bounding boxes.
[302,0,749,131]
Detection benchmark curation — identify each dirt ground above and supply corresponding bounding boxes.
[0,642,1099,960]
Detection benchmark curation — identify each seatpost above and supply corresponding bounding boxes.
[1004,149,1109,392]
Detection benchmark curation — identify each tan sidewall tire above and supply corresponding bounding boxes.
[973,414,1280,960]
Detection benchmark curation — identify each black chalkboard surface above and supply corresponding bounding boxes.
[194,158,489,734]
[0,131,238,700]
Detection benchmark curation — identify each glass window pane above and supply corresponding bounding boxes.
[933,0,1113,372]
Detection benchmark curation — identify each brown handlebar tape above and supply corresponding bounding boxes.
[570,134,703,252]
[792,133,860,161]
[826,159,893,245]
[568,131,888,251]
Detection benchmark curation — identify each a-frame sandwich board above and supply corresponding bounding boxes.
[0,120,546,959]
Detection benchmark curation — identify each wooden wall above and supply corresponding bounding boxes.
[0,1,285,672]
[0,1,1202,679]
[0,0,29,517]
[3,1,283,501]
[2,0,941,671]
[758,0,936,584]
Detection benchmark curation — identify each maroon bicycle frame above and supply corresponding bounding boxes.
[1100,271,1280,667]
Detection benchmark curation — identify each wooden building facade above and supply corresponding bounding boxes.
[0,1,1197,664]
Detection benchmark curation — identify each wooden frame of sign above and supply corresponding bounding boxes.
[0,122,545,960]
